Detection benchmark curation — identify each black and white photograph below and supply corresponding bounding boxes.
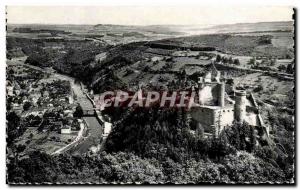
[5,5,296,185]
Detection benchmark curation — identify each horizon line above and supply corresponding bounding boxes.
[6,20,294,26]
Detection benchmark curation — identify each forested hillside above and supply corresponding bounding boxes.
[7,107,294,184]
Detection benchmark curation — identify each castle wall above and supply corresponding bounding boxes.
[219,107,234,127]
[190,106,217,133]
[190,106,235,136]
[198,83,219,106]
[198,85,214,105]
[214,107,234,135]
[218,83,225,107]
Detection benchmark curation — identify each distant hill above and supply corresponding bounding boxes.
[8,21,293,39]
[93,21,294,36]
[182,21,294,35]
[93,24,185,36]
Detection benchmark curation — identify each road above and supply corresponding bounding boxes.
[51,121,85,155]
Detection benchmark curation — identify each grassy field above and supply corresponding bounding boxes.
[235,31,294,49]
[16,128,77,154]
[234,72,294,105]
[161,31,293,58]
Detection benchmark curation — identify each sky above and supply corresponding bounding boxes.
[6,6,294,26]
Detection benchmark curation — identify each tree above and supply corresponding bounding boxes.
[221,151,285,183]
[7,112,24,147]
[143,65,151,72]
[25,52,51,67]
[195,124,204,139]
[233,59,240,65]
[228,57,233,64]
[71,119,80,130]
[16,144,26,155]
[10,144,27,167]
[216,55,221,62]
[286,63,294,74]
[248,57,256,65]
[209,133,234,160]
[247,126,257,153]
[277,65,286,72]
[270,59,276,66]
[224,121,258,153]
[222,57,228,64]
[73,105,83,118]
[226,78,234,86]
[23,101,32,111]
[180,70,187,80]
[253,85,264,92]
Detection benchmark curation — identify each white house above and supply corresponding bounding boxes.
[61,125,71,134]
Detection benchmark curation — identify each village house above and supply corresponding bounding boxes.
[6,85,14,96]
[61,125,72,134]
[22,107,48,118]
[11,103,23,115]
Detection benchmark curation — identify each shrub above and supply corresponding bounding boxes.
[233,59,240,65]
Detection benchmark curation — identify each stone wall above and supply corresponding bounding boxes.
[219,107,234,128]
[198,83,220,106]
[190,105,235,136]
[190,106,217,133]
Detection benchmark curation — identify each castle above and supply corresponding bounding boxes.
[190,63,268,137]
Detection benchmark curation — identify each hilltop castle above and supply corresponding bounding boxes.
[190,63,268,137]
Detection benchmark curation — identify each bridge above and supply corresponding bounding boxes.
[82,107,100,116]
[71,89,107,154]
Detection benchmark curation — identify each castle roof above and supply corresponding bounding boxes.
[201,62,221,83]
[209,62,219,75]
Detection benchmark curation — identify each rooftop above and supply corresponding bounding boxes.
[192,104,233,110]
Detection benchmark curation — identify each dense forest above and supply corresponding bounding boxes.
[7,107,294,184]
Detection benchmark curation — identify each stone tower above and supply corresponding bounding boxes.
[234,90,246,122]
[217,82,225,107]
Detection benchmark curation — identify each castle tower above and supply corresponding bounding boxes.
[210,62,220,82]
[234,90,246,122]
[218,82,225,107]
[198,77,204,89]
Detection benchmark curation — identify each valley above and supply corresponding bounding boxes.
[6,21,295,184]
